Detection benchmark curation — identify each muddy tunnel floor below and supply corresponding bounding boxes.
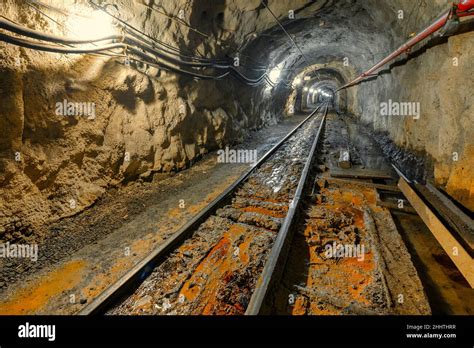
[268,113,431,315]
[109,113,323,315]
[1,1,474,346]
[0,115,309,314]
[263,113,474,316]
[1,112,472,317]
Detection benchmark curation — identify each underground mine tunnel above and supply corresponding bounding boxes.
[0,0,474,331]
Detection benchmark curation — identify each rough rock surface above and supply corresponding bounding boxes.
[0,0,284,239]
[1,0,472,241]
[240,0,473,210]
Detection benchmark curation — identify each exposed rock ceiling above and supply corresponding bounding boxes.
[1,0,472,237]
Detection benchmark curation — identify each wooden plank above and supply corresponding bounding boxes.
[326,177,400,192]
[376,199,417,214]
[398,178,474,288]
[330,168,394,180]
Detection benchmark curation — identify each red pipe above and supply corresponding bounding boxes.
[457,0,474,12]
[458,11,474,17]
[338,1,474,91]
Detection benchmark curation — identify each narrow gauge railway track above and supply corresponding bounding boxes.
[259,112,432,316]
[78,104,329,315]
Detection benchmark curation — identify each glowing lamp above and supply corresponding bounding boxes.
[67,7,116,40]
[268,67,282,84]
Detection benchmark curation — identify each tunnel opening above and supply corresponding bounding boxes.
[305,85,335,108]
[295,67,348,114]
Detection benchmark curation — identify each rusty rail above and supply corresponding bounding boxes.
[78,104,327,315]
[245,104,328,315]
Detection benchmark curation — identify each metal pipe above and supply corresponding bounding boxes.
[457,0,474,12]
[337,1,474,91]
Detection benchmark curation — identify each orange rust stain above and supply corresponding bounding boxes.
[0,260,86,315]
[296,183,380,313]
[240,206,286,218]
[341,252,375,306]
[343,251,374,272]
[178,224,252,315]
[180,235,232,303]
[304,235,375,308]
[167,207,183,219]
[351,195,363,206]
[292,296,308,315]
[83,236,159,301]
[303,224,314,237]
[238,239,250,264]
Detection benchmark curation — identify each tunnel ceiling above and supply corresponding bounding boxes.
[2,0,474,328]
[236,0,447,84]
[1,0,472,237]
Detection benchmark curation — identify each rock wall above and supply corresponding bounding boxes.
[0,0,288,241]
[1,0,472,242]
[356,5,474,210]
[237,0,473,211]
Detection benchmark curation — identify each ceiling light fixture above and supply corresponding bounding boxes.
[268,66,282,84]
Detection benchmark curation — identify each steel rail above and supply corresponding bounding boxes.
[245,104,329,315]
[78,105,325,315]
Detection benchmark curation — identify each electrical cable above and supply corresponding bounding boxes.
[138,1,210,39]
[0,31,125,54]
[20,0,329,89]
[261,1,325,86]
[28,0,215,64]
[0,18,118,44]
[0,30,232,80]
[262,2,305,62]
[21,2,134,60]
[0,3,276,86]
[88,0,221,63]
[92,0,276,83]
[0,18,225,68]
[0,21,270,84]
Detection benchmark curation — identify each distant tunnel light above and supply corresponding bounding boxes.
[292,77,302,87]
[303,87,309,92]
